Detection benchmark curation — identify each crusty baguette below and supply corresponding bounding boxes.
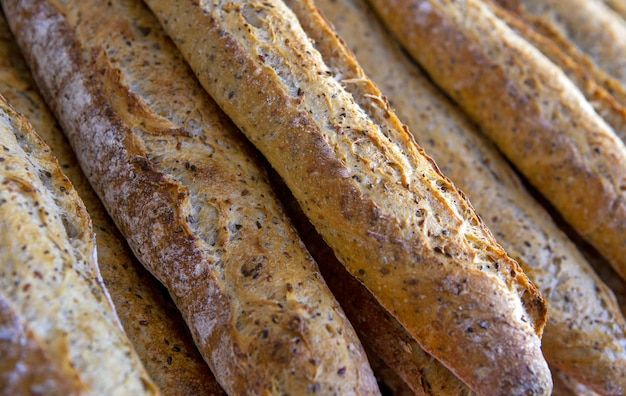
[0,94,159,395]
[289,0,626,393]
[0,12,224,395]
[489,0,626,120]
[142,0,552,394]
[492,5,626,113]
[368,0,626,285]
[0,0,380,394]
[495,0,626,87]
[270,168,474,395]
[481,1,626,144]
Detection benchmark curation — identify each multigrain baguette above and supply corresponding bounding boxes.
[0,12,224,395]
[368,0,626,284]
[269,165,474,395]
[481,1,626,143]
[495,0,626,87]
[278,182,475,396]
[1,0,380,394]
[289,0,626,393]
[489,0,626,119]
[142,1,552,394]
[0,94,159,395]
[488,4,626,114]
[0,292,83,394]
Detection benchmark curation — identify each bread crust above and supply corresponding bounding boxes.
[0,0,380,394]
[481,1,626,143]
[0,293,85,394]
[142,0,552,394]
[290,0,626,393]
[495,0,626,87]
[276,179,475,396]
[0,94,159,395]
[270,161,474,395]
[368,0,626,286]
[0,12,224,395]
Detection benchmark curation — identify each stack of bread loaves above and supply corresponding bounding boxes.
[0,10,225,395]
[1,0,625,394]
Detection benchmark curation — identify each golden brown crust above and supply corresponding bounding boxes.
[481,0,626,143]
[142,0,551,394]
[293,0,626,393]
[0,13,223,395]
[495,0,626,86]
[277,171,475,394]
[1,0,379,394]
[0,94,159,395]
[271,169,474,396]
[368,0,626,285]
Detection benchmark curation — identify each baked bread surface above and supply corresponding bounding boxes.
[0,0,380,394]
[368,0,626,285]
[271,160,475,396]
[0,94,159,395]
[142,0,552,394]
[496,0,626,86]
[0,11,224,395]
[481,0,626,143]
[300,0,626,393]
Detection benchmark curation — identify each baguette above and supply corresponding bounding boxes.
[142,0,552,394]
[481,1,626,143]
[0,0,380,394]
[0,94,159,394]
[368,0,626,285]
[271,169,474,395]
[491,6,626,113]
[0,12,224,395]
[289,0,626,393]
[495,0,626,87]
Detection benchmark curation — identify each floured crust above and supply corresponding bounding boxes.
[0,95,158,395]
[1,0,380,394]
[142,0,552,394]
[0,13,208,394]
[0,294,85,395]
[0,11,223,395]
[368,0,626,286]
